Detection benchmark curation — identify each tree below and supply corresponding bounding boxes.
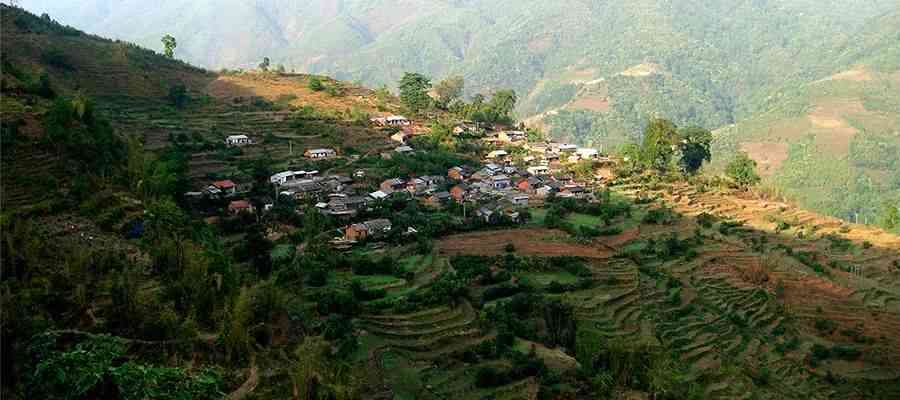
[489,89,517,121]
[880,201,899,230]
[167,83,189,108]
[676,126,712,174]
[725,152,761,189]
[640,118,679,171]
[308,76,325,91]
[434,75,464,109]
[259,57,270,72]
[398,72,432,113]
[161,34,177,58]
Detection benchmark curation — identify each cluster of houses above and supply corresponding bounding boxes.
[192,113,617,246]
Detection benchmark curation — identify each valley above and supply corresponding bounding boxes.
[2,4,900,400]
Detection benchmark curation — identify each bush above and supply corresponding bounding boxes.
[642,208,675,225]
[475,367,507,388]
[504,243,516,253]
[308,76,325,91]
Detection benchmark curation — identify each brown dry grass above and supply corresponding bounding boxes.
[437,228,613,259]
[739,142,789,176]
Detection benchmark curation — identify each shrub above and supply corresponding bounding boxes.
[504,243,516,253]
[696,212,716,228]
[475,367,507,388]
[814,318,837,334]
[308,76,325,91]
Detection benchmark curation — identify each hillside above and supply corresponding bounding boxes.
[710,63,900,222]
[4,4,900,400]
[21,0,899,116]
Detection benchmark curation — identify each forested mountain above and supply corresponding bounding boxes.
[16,0,900,220]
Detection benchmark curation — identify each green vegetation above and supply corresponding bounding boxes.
[161,34,176,59]
[398,72,432,113]
[725,152,761,189]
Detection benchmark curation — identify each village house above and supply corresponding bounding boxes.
[379,178,406,193]
[394,145,414,154]
[228,200,254,215]
[280,180,323,200]
[424,191,452,208]
[507,193,530,207]
[369,190,390,201]
[498,130,527,143]
[210,180,237,196]
[448,166,473,181]
[450,184,469,202]
[419,175,446,186]
[304,148,337,159]
[486,150,509,160]
[491,174,512,190]
[224,134,253,146]
[576,148,599,160]
[345,218,393,241]
[270,170,317,186]
[557,143,578,153]
[390,131,409,144]
[453,123,477,135]
[517,176,544,193]
[527,165,550,176]
[371,115,411,127]
[475,205,521,225]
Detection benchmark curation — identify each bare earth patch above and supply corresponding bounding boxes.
[568,95,611,112]
[437,228,613,259]
[818,67,873,83]
[740,142,789,176]
[619,63,663,77]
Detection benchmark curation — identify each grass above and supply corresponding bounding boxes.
[519,271,580,286]
[528,208,602,229]
[354,275,405,289]
[400,254,434,274]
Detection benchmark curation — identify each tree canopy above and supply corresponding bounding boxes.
[161,34,176,58]
[726,152,761,188]
[434,75,464,109]
[398,72,432,113]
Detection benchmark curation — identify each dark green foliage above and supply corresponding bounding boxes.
[167,83,189,108]
[696,212,717,228]
[476,366,507,388]
[642,207,676,225]
[810,343,862,367]
[42,95,125,175]
[40,47,75,71]
[814,318,837,334]
[398,72,432,113]
[543,299,576,349]
[27,334,223,400]
[308,75,325,91]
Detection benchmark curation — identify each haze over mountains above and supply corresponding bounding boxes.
[19,0,900,221]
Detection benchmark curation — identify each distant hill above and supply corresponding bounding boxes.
[9,1,900,221]
[19,1,899,116]
[1,5,400,211]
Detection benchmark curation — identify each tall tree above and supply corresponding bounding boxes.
[259,57,271,72]
[398,72,432,113]
[434,75,464,109]
[488,89,517,121]
[676,126,712,174]
[725,152,761,189]
[161,34,177,58]
[640,118,679,171]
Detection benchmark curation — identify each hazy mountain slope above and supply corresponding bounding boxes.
[20,1,898,113]
[710,11,900,222]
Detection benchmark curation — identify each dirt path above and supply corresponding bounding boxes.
[437,228,613,258]
[228,362,259,400]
